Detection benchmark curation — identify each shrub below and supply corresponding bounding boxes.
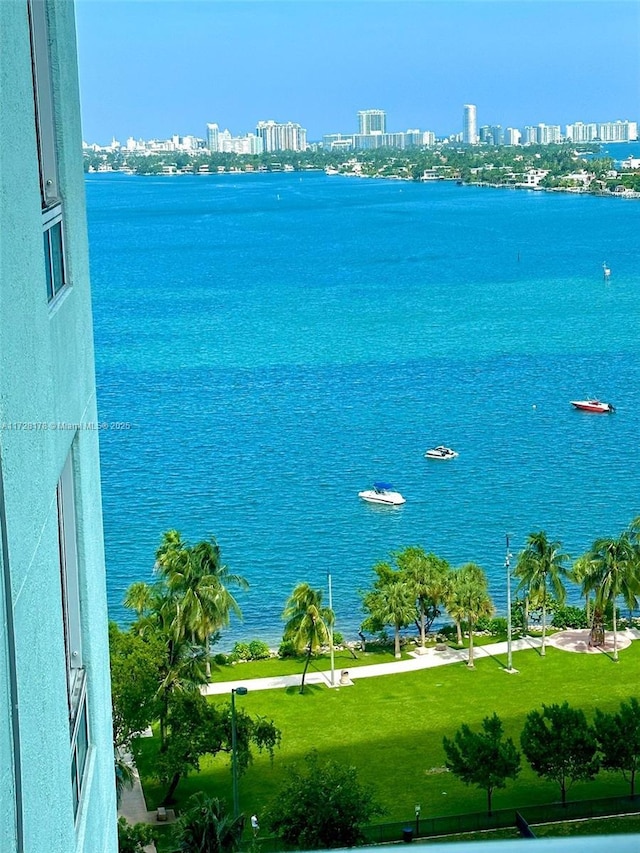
[489,617,508,635]
[248,639,271,660]
[230,641,251,662]
[333,631,344,646]
[551,605,588,630]
[213,652,228,666]
[278,640,298,659]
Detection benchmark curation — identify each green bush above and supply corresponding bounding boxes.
[248,639,271,660]
[489,617,508,635]
[230,641,251,661]
[551,605,589,630]
[278,640,299,659]
[333,631,344,646]
[213,652,228,666]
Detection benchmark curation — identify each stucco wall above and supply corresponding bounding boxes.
[0,2,116,851]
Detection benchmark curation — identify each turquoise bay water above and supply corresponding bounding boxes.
[86,172,640,645]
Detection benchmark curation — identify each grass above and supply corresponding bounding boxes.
[211,645,414,681]
[135,641,640,834]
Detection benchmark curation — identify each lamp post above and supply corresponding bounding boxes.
[415,803,421,836]
[506,534,513,672]
[328,570,335,687]
[231,686,248,818]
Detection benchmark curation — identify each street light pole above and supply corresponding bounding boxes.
[328,570,335,687]
[415,803,421,836]
[231,686,248,818]
[506,533,513,672]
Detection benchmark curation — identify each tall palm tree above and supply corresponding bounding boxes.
[156,532,248,677]
[583,534,639,661]
[442,570,465,645]
[514,531,568,656]
[397,547,451,650]
[455,563,493,668]
[282,583,334,694]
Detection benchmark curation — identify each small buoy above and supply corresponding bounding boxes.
[532,404,537,410]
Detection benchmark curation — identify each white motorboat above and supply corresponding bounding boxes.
[358,482,406,506]
[570,399,615,414]
[425,446,459,460]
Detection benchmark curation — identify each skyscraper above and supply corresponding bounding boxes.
[255,120,307,152]
[206,122,220,152]
[358,109,386,135]
[462,104,478,144]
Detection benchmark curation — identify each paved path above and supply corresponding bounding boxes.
[202,628,640,696]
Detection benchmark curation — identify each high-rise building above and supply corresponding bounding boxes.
[504,127,522,146]
[538,123,562,144]
[462,104,478,144]
[1,2,117,852]
[255,120,307,152]
[479,125,503,146]
[565,122,598,143]
[597,120,638,142]
[358,109,386,135]
[206,123,220,152]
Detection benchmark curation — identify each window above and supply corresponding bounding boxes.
[28,0,68,302]
[43,206,66,301]
[57,454,89,820]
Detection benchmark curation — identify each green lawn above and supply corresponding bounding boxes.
[210,645,414,680]
[136,642,640,832]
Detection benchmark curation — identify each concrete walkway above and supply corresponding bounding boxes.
[202,627,640,696]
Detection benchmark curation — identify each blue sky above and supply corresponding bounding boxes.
[75,1,640,144]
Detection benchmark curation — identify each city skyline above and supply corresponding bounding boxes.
[75,1,640,143]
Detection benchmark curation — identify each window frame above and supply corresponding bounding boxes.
[57,453,90,821]
[28,0,70,303]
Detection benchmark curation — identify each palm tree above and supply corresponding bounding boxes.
[156,532,248,677]
[455,563,493,668]
[442,570,465,645]
[282,583,334,694]
[175,792,244,853]
[514,531,568,656]
[397,547,451,650]
[123,580,156,621]
[583,534,639,661]
[569,553,594,620]
[361,562,416,660]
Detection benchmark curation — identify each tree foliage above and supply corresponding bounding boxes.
[443,713,521,815]
[117,817,155,853]
[157,691,281,804]
[594,697,640,797]
[109,622,164,751]
[521,702,599,804]
[268,750,382,849]
[282,583,334,693]
[395,546,451,648]
[514,531,568,656]
[444,563,493,666]
[123,530,248,745]
[174,793,245,853]
[582,532,639,660]
[361,561,416,658]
